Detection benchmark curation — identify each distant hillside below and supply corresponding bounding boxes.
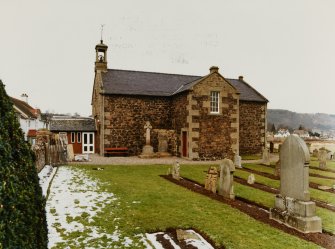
[267,109,335,132]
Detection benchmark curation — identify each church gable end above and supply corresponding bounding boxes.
[186,70,240,160]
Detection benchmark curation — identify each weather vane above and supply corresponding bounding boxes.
[100,24,105,41]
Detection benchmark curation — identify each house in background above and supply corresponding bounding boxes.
[92,40,268,160]
[293,129,310,139]
[10,95,46,144]
[274,128,291,140]
[49,116,97,154]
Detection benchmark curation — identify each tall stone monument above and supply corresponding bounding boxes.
[318,148,327,169]
[270,135,322,233]
[218,159,235,199]
[140,121,155,158]
[233,152,242,168]
[262,147,270,165]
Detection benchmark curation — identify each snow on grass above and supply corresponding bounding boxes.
[38,165,57,197]
[145,230,214,249]
[46,166,129,249]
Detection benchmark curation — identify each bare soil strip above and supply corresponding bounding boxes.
[161,175,335,249]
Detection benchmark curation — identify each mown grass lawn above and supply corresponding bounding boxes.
[66,164,324,249]
[180,164,335,235]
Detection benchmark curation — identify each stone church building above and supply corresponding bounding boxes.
[92,40,268,160]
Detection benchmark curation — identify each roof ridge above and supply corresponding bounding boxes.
[107,68,201,78]
[237,79,268,102]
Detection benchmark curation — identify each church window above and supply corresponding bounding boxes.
[210,91,220,113]
[77,132,81,143]
[71,132,75,143]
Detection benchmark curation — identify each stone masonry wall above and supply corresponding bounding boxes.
[151,129,177,156]
[190,73,239,160]
[103,95,172,155]
[239,101,266,155]
[171,93,188,157]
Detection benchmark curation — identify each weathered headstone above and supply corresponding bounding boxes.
[172,161,180,180]
[157,131,171,157]
[333,152,335,161]
[218,159,235,199]
[234,153,242,168]
[312,149,318,158]
[204,166,218,194]
[67,144,74,161]
[262,147,270,165]
[326,151,332,160]
[318,149,327,169]
[270,135,322,233]
[306,142,311,154]
[274,159,280,177]
[247,174,255,184]
[140,121,155,158]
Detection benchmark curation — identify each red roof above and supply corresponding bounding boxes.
[27,129,37,137]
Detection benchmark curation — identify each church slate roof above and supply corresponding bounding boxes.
[50,117,96,132]
[101,69,268,102]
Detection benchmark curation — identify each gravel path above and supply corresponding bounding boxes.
[69,153,280,166]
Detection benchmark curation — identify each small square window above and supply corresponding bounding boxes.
[210,91,220,113]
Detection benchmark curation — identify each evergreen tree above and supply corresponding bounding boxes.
[0,80,48,248]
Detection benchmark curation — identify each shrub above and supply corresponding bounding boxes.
[0,80,48,248]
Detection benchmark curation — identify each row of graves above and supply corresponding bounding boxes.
[165,135,335,248]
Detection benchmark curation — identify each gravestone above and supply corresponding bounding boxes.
[140,121,155,158]
[247,174,255,184]
[262,147,270,165]
[204,166,218,194]
[157,131,171,157]
[67,144,74,161]
[270,135,322,233]
[234,153,242,168]
[318,149,327,169]
[274,159,280,177]
[218,159,235,199]
[306,142,311,154]
[172,161,180,180]
[312,149,318,158]
[326,151,332,160]
[333,152,335,161]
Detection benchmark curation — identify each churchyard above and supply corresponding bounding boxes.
[42,142,335,249]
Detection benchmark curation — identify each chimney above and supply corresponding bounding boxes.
[21,93,28,103]
[238,76,244,81]
[209,66,219,74]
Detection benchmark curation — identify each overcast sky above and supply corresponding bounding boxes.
[1,0,334,116]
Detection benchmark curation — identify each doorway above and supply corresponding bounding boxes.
[182,131,187,157]
[82,132,95,153]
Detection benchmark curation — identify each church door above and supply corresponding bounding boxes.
[82,132,95,153]
[182,131,187,157]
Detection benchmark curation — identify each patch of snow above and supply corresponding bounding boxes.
[146,233,165,249]
[146,230,214,249]
[184,230,214,249]
[46,166,119,248]
[38,165,56,197]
